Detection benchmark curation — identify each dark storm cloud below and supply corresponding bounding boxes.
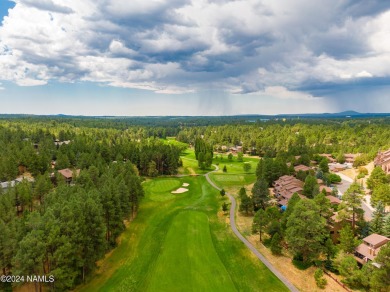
[1,0,390,100]
[298,77,390,96]
[16,0,74,14]
[342,0,390,18]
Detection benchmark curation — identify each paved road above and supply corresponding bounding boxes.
[204,165,299,292]
[335,172,374,220]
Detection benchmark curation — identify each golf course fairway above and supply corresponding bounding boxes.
[77,176,288,292]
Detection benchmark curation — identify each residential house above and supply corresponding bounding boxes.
[54,140,71,146]
[230,147,238,154]
[354,234,390,265]
[344,153,359,164]
[294,164,311,172]
[329,163,347,172]
[319,154,337,163]
[326,195,341,205]
[374,149,390,174]
[273,175,305,207]
[320,185,333,195]
[1,177,35,192]
[58,168,80,184]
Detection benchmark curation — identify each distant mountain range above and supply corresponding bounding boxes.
[0,111,390,119]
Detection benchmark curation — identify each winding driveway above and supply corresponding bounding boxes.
[335,172,374,220]
[204,165,299,292]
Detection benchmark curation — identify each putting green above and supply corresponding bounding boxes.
[146,211,236,291]
[147,179,182,201]
[149,179,181,193]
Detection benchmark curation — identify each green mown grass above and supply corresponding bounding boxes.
[146,178,182,201]
[146,211,236,292]
[77,176,287,292]
[209,173,257,189]
[148,178,181,193]
[180,149,260,176]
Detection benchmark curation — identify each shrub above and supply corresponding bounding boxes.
[353,154,369,167]
[328,173,342,184]
[222,202,229,212]
[314,268,327,289]
[357,173,365,179]
[358,166,368,176]
[263,237,272,247]
[292,254,312,270]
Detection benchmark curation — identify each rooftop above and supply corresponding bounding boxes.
[363,234,390,247]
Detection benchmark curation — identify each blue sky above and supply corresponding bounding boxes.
[1,1,390,116]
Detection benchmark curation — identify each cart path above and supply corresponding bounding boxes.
[204,165,299,292]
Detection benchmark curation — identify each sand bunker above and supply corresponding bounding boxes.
[171,187,189,194]
[182,183,190,187]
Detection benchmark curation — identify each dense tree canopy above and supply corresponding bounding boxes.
[285,200,328,263]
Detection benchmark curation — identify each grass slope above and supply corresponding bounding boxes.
[77,175,287,292]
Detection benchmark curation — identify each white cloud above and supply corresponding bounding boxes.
[0,0,389,99]
[356,71,373,78]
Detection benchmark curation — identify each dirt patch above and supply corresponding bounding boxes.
[248,236,345,292]
[340,161,374,188]
[171,187,189,194]
[182,183,190,187]
[340,168,356,180]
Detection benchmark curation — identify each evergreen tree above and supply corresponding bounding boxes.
[251,178,270,211]
[222,202,229,213]
[339,225,358,253]
[334,252,359,278]
[281,193,301,232]
[314,193,333,220]
[147,161,158,177]
[384,215,390,237]
[286,200,328,263]
[303,175,319,198]
[204,152,213,168]
[239,188,253,215]
[338,183,364,231]
[370,201,386,235]
[270,233,282,255]
[79,191,106,282]
[367,167,388,191]
[319,158,329,173]
[256,158,264,178]
[252,209,269,242]
[370,243,390,291]
[371,183,390,206]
